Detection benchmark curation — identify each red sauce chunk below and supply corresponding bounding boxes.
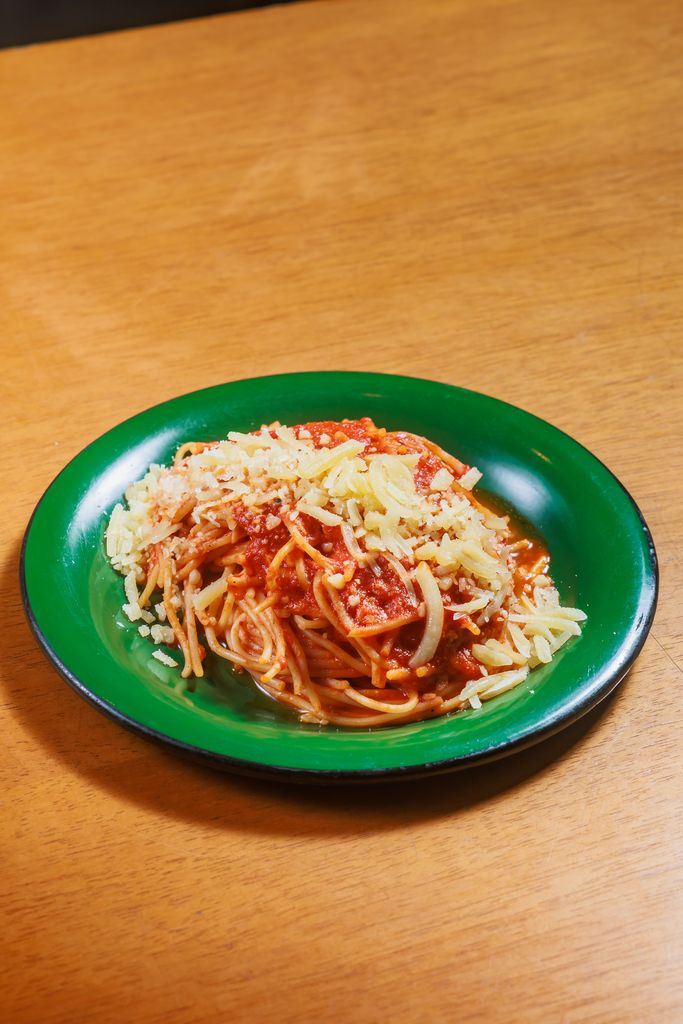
[342,562,416,631]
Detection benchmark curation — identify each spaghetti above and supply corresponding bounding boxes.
[106,418,586,726]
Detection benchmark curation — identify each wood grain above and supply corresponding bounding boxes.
[1,0,682,1021]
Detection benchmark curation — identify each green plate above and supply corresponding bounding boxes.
[21,373,657,781]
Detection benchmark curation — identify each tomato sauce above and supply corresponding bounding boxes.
[233,420,551,688]
[293,418,383,451]
[342,562,416,629]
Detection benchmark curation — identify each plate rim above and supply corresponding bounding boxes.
[19,372,659,782]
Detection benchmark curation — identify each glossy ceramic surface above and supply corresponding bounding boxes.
[21,373,657,780]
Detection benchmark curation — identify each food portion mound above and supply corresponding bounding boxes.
[105,418,586,726]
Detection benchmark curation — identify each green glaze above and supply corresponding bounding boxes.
[21,373,657,779]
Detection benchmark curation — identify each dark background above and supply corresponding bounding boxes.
[1,0,299,47]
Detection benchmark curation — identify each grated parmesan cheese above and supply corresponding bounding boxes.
[151,624,176,645]
[458,467,483,490]
[430,468,454,491]
[105,425,505,592]
[152,650,178,668]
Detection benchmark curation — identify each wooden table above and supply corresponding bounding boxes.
[2,1,682,1020]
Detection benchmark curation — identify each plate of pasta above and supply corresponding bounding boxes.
[21,373,657,780]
